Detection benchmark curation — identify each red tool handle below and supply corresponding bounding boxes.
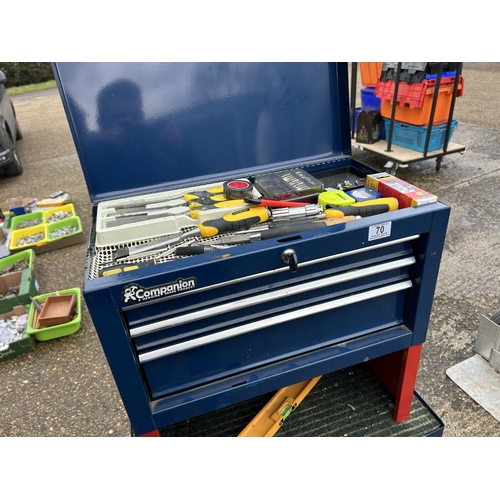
[244,198,309,208]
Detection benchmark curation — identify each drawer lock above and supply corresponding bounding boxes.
[281,248,298,272]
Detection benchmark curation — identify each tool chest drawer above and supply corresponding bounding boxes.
[53,62,450,435]
[125,233,418,399]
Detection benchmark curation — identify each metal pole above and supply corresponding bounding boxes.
[423,62,443,157]
[442,62,462,154]
[385,62,402,153]
[350,62,358,139]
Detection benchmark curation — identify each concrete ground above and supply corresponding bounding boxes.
[0,63,499,437]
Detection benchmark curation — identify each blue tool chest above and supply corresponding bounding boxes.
[52,63,450,436]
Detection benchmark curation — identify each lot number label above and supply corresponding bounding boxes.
[368,221,392,241]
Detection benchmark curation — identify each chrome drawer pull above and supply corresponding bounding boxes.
[138,280,412,363]
[124,235,420,311]
[130,257,416,338]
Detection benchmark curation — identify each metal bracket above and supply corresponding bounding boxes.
[474,312,500,372]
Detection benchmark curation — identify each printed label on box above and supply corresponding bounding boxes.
[366,174,437,209]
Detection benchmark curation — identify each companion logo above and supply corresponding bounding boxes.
[122,278,196,303]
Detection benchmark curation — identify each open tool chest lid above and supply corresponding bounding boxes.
[52,63,352,204]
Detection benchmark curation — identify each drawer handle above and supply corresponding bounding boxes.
[123,235,420,312]
[138,280,412,363]
[130,256,416,337]
[281,248,298,272]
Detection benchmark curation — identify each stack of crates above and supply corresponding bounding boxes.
[374,63,463,153]
[355,62,384,144]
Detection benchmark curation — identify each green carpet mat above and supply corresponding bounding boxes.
[159,362,443,437]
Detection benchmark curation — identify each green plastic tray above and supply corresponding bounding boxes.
[27,288,81,341]
[10,212,44,232]
[0,249,35,273]
[46,216,83,242]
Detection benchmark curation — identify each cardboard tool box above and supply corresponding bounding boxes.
[53,63,450,437]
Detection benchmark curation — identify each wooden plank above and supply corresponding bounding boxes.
[351,140,465,164]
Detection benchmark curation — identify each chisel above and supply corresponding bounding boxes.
[109,187,226,210]
[189,199,249,219]
[105,209,189,228]
[108,180,253,211]
[110,193,234,215]
[105,199,248,226]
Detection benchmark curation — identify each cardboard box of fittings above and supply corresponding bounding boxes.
[0,268,39,315]
[0,305,36,363]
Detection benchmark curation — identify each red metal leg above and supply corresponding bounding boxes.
[367,344,423,423]
[394,344,423,422]
[138,429,161,437]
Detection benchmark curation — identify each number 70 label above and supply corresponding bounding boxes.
[368,221,392,241]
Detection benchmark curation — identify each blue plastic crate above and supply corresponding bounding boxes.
[383,119,458,152]
[361,87,381,112]
[425,70,457,81]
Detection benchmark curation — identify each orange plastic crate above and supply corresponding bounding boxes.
[359,62,383,87]
[380,79,464,126]
[376,75,463,109]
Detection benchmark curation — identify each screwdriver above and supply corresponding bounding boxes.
[114,206,269,260]
[215,216,357,244]
[324,197,399,218]
[198,206,269,237]
[174,245,229,256]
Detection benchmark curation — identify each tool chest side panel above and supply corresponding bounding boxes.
[403,205,450,344]
[83,286,156,429]
[52,63,347,204]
